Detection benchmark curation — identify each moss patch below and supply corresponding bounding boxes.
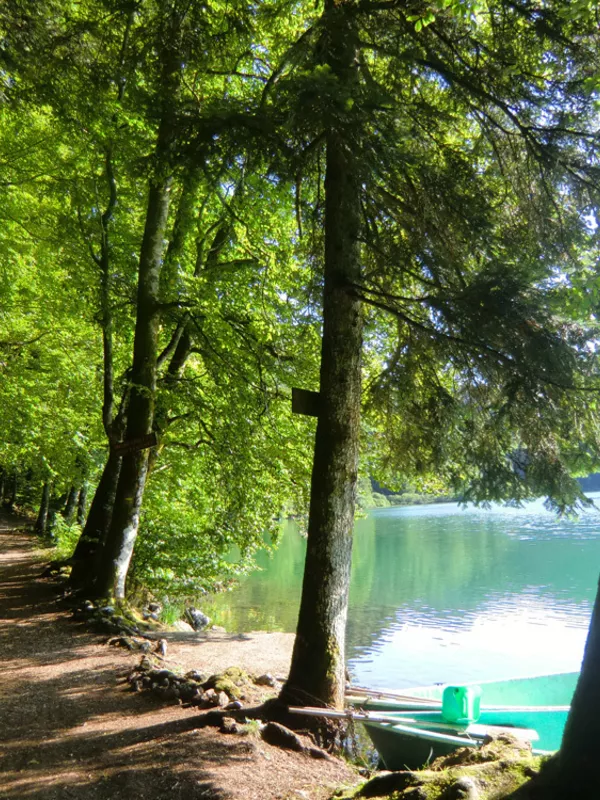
[203,666,253,699]
[344,734,542,800]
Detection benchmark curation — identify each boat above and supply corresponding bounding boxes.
[347,671,579,712]
[346,672,578,770]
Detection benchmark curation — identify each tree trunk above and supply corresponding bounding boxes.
[0,469,5,505]
[3,472,17,510]
[92,176,175,599]
[282,2,362,709]
[62,485,79,524]
[76,482,87,527]
[69,451,121,590]
[34,482,51,536]
[545,575,600,796]
[90,13,184,601]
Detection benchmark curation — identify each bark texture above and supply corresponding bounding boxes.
[62,485,79,524]
[551,574,600,796]
[69,452,121,590]
[283,2,362,709]
[93,178,172,599]
[76,482,87,527]
[34,483,51,536]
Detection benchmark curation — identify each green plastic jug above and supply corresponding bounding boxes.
[441,685,482,724]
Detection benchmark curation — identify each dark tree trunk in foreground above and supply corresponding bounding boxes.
[543,575,600,797]
[69,452,121,590]
[34,482,51,536]
[283,2,363,709]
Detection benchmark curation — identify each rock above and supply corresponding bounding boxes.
[203,688,219,706]
[441,776,480,800]
[139,641,152,653]
[156,639,167,656]
[220,717,239,734]
[216,691,230,707]
[211,625,226,632]
[148,602,162,612]
[185,670,206,682]
[153,685,179,702]
[171,620,194,632]
[149,669,178,682]
[357,771,420,798]
[100,605,115,615]
[189,692,207,707]
[203,668,250,700]
[404,789,428,800]
[255,673,278,688]
[225,700,243,711]
[179,682,201,703]
[108,636,136,650]
[185,607,211,631]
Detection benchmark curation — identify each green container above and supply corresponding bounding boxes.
[442,685,482,724]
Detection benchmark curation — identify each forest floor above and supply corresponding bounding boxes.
[0,513,358,800]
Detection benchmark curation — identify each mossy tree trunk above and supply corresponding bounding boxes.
[282,0,363,710]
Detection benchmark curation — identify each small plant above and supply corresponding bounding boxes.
[50,516,82,561]
[237,719,264,738]
[159,600,185,626]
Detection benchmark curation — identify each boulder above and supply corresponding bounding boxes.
[185,607,211,631]
[171,620,194,632]
[255,673,278,688]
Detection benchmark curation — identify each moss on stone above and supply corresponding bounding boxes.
[203,667,252,699]
[349,735,542,800]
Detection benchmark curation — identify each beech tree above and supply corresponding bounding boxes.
[0,0,317,598]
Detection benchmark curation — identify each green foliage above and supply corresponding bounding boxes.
[1,0,600,606]
[159,600,186,626]
[49,517,83,561]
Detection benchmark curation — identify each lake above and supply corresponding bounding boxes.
[205,495,600,689]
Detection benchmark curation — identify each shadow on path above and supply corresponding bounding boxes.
[0,520,230,800]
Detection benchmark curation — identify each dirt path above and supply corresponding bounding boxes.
[0,518,356,800]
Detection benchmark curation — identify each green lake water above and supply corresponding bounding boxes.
[205,495,600,689]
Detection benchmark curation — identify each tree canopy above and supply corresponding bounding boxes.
[0,1,599,755]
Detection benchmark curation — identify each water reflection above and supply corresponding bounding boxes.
[205,496,600,688]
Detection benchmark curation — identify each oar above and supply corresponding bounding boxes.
[288,706,539,743]
[346,684,442,705]
[346,686,569,715]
